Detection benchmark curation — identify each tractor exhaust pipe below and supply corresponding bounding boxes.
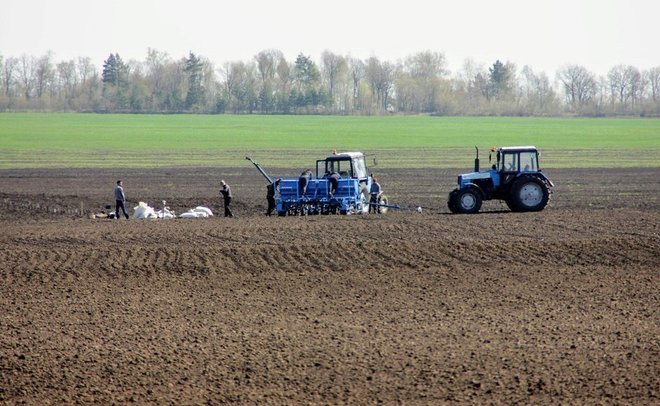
[474,146,480,172]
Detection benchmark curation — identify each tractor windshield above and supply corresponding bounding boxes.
[499,151,539,172]
[520,151,538,171]
[317,154,368,180]
[501,153,518,172]
[352,156,368,179]
[325,159,352,178]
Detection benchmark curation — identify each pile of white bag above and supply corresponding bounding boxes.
[133,201,176,219]
[179,206,214,218]
[133,202,157,219]
[132,202,213,219]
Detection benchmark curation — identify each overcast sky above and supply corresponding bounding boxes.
[1,0,658,77]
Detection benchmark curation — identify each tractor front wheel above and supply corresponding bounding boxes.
[447,189,459,213]
[451,188,482,214]
[509,177,549,212]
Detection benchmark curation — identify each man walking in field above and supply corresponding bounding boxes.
[219,180,234,217]
[114,180,129,219]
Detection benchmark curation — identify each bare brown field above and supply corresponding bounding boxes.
[1,167,658,405]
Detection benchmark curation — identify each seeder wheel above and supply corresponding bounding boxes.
[378,194,389,214]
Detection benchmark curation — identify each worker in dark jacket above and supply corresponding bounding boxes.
[219,180,234,217]
[266,178,281,216]
[114,180,129,219]
[328,171,340,196]
[298,169,312,196]
[369,176,382,213]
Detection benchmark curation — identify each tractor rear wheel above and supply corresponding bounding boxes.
[509,176,549,212]
[454,188,482,214]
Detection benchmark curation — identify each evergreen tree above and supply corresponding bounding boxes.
[293,54,320,90]
[488,60,513,99]
[101,53,129,110]
[101,53,128,88]
[184,52,204,109]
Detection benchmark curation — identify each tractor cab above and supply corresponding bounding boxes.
[316,151,371,188]
[492,146,541,186]
[495,146,539,172]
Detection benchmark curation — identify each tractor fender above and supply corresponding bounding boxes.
[520,172,554,188]
[462,183,484,198]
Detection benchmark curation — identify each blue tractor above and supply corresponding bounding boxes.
[247,152,388,216]
[447,146,554,214]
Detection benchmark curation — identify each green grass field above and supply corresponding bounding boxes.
[0,113,658,168]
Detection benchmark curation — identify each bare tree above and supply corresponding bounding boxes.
[255,49,282,82]
[18,54,36,99]
[254,49,283,113]
[34,52,54,99]
[557,65,596,107]
[348,58,365,111]
[2,56,18,97]
[646,66,660,102]
[75,57,101,111]
[77,57,95,88]
[453,58,487,114]
[406,51,448,79]
[608,65,643,110]
[366,57,394,112]
[520,66,557,114]
[275,57,291,112]
[221,61,258,113]
[144,48,171,110]
[56,60,78,108]
[627,66,643,107]
[398,51,448,112]
[320,50,347,111]
[201,57,217,111]
[608,65,630,106]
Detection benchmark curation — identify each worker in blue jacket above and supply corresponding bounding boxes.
[369,176,382,213]
[114,180,129,219]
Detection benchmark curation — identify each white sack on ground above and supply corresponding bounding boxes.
[179,206,213,218]
[193,206,213,216]
[133,202,157,219]
[156,207,176,219]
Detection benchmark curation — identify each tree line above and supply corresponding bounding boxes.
[1,49,659,117]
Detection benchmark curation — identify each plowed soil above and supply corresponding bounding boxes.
[1,167,658,405]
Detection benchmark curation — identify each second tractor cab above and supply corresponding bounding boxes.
[448,146,554,214]
[316,151,370,185]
